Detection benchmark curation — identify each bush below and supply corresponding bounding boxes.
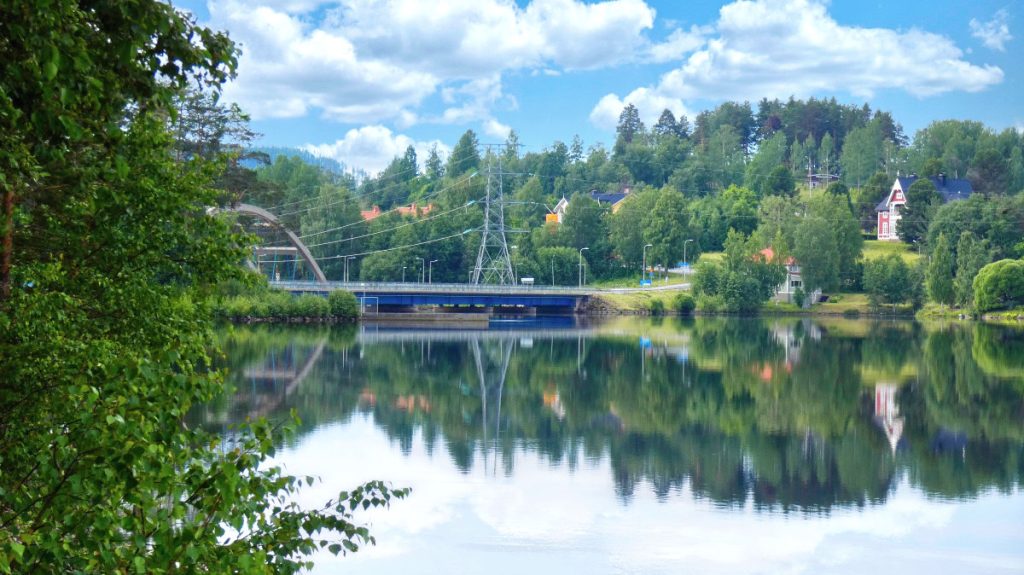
[222,296,254,318]
[266,291,294,318]
[673,293,696,315]
[792,286,805,308]
[696,294,727,313]
[648,298,665,315]
[293,294,330,317]
[973,259,1024,312]
[328,290,360,319]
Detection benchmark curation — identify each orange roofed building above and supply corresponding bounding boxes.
[361,203,434,222]
[758,247,820,306]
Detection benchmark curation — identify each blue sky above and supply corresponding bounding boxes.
[173,0,1022,174]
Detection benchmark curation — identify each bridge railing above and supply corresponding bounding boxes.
[269,280,596,296]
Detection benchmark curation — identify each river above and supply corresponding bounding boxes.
[195,317,1024,574]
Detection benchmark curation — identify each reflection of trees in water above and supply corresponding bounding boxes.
[200,320,1024,511]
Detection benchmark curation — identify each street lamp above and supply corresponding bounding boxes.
[344,255,356,282]
[402,266,407,283]
[578,247,589,287]
[683,238,695,272]
[642,243,653,284]
[429,259,438,284]
[551,258,555,286]
[415,257,424,283]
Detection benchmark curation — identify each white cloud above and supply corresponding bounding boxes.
[206,0,657,128]
[970,9,1013,51]
[592,0,1004,128]
[483,119,512,140]
[589,87,691,131]
[302,125,450,176]
[649,25,711,63]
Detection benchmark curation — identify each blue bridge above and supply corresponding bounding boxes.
[270,280,592,311]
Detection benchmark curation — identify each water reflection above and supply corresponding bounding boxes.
[194,318,1024,513]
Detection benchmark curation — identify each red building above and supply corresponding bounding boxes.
[875,175,973,241]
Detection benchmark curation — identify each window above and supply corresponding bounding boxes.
[790,280,802,289]
[881,222,888,236]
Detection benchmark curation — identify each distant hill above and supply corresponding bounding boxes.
[243,146,349,175]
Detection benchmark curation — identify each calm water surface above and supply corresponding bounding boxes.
[196,317,1024,574]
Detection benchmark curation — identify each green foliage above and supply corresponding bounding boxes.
[643,187,694,269]
[744,132,787,196]
[792,286,806,308]
[926,233,955,308]
[863,254,912,312]
[693,231,785,313]
[897,178,941,244]
[293,293,331,317]
[0,2,403,572]
[927,193,1024,261]
[648,298,666,315]
[328,290,360,319]
[841,121,884,187]
[794,212,839,292]
[955,231,992,308]
[973,259,1024,312]
[673,292,696,314]
[610,186,658,268]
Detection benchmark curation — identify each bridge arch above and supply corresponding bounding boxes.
[224,203,327,283]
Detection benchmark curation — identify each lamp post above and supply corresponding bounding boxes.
[683,238,695,275]
[344,255,355,282]
[551,258,555,286]
[429,259,438,284]
[578,247,589,287]
[415,257,424,283]
[642,243,653,284]
[402,266,407,283]
[510,245,518,284]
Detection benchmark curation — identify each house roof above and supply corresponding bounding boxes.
[758,247,796,266]
[588,190,628,205]
[877,175,973,211]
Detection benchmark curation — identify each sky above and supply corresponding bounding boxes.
[172,0,1023,175]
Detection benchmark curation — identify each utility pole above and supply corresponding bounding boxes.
[471,158,516,285]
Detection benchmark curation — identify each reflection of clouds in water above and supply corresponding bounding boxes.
[271,417,1022,575]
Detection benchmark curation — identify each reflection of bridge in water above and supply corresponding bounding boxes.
[240,339,327,419]
[355,325,597,345]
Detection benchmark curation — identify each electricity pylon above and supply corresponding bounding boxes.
[471,160,516,285]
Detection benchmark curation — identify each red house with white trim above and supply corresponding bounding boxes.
[876,175,973,241]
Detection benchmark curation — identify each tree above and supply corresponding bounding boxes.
[853,172,891,231]
[447,129,480,176]
[534,246,579,285]
[653,109,680,139]
[794,215,840,293]
[694,230,785,312]
[954,231,991,308]
[765,165,796,197]
[614,103,645,155]
[973,259,1024,312]
[643,187,693,270]
[969,147,1009,195]
[840,122,884,187]
[793,195,862,292]
[864,255,912,313]
[927,233,955,309]
[0,2,404,572]
[744,132,787,196]
[425,144,445,181]
[610,187,658,269]
[897,178,941,244]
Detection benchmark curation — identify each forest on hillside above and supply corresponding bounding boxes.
[186,93,1024,312]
